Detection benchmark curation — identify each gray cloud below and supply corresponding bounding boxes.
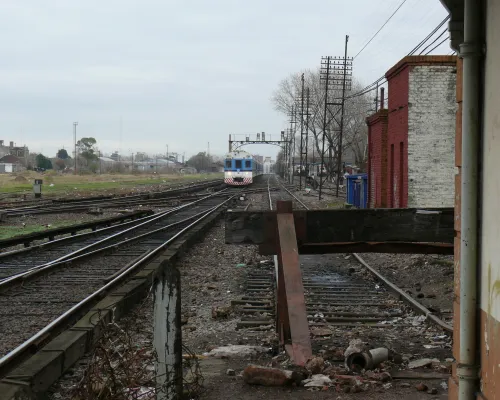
[0,0,449,159]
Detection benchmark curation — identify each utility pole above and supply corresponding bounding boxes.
[207,142,210,173]
[99,150,102,174]
[288,106,296,184]
[336,35,350,198]
[305,87,310,187]
[319,57,331,200]
[73,122,78,175]
[299,73,305,190]
[318,37,353,200]
[132,153,134,171]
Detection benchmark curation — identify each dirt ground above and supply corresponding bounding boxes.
[47,189,453,399]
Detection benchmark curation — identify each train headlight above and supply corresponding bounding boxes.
[227,172,232,176]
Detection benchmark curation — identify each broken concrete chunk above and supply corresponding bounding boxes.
[203,345,269,358]
[242,365,301,386]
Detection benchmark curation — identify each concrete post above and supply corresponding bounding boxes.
[154,266,182,399]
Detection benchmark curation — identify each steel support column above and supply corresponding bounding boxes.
[275,201,312,366]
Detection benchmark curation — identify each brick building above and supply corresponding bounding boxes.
[367,109,388,207]
[367,55,457,208]
[0,140,29,166]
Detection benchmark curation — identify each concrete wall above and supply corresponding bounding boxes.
[479,0,500,396]
[407,65,456,207]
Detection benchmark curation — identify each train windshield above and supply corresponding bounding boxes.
[245,160,251,168]
[235,160,242,169]
[225,160,232,168]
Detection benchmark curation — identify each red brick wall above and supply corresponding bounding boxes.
[367,110,388,207]
[386,66,409,208]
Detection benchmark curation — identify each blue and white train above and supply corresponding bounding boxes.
[224,150,263,186]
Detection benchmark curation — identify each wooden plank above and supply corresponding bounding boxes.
[225,208,454,245]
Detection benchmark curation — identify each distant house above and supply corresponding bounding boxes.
[0,140,29,166]
[0,154,25,173]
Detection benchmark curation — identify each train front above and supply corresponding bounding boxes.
[224,151,253,185]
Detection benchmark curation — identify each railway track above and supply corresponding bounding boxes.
[237,175,452,354]
[0,186,244,377]
[1,179,223,216]
[0,190,232,283]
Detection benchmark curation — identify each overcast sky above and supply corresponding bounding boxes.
[0,0,449,160]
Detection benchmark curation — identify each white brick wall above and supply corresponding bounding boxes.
[408,65,456,207]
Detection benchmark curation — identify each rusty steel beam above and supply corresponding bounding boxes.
[225,207,454,255]
[298,242,454,255]
[275,201,312,366]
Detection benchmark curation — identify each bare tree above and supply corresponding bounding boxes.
[271,69,373,176]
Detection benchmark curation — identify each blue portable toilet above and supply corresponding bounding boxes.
[346,174,368,208]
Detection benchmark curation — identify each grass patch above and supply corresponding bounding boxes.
[0,173,223,195]
[0,221,83,240]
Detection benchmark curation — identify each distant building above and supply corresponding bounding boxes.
[0,154,25,173]
[0,140,29,166]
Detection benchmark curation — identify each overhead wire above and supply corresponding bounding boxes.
[353,0,409,60]
[343,14,451,101]
[424,36,450,55]
[418,28,448,55]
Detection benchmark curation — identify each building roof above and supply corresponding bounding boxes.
[385,55,457,81]
[0,154,21,164]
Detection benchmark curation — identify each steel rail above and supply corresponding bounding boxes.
[0,193,237,376]
[15,204,222,285]
[266,174,452,333]
[0,189,228,285]
[2,180,222,215]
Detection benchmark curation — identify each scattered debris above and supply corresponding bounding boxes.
[305,357,325,375]
[345,346,389,371]
[428,387,438,394]
[211,305,232,319]
[415,382,428,391]
[226,369,236,376]
[408,358,434,369]
[302,374,332,387]
[242,365,302,386]
[203,345,269,358]
[311,327,333,337]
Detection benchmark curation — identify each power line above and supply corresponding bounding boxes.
[345,15,451,100]
[424,36,450,55]
[418,28,448,55]
[408,15,450,55]
[353,0,409,60]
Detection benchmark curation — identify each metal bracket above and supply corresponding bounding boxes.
[275,201,312,366]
